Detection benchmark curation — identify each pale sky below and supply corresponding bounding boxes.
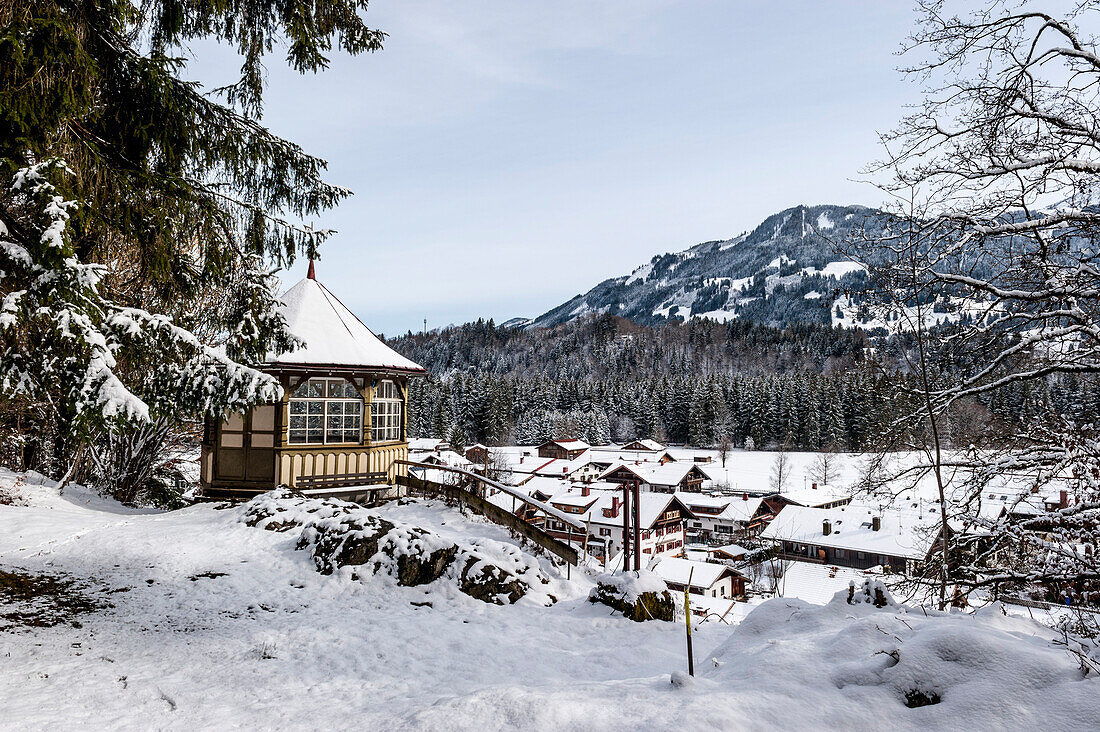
[187,1,919,335]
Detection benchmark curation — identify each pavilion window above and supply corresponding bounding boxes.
[288,378,363,445]
[371,379,403,442]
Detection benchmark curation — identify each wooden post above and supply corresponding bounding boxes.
[633,481,642,572]
[622,484,632,573]
[685,567,695,676]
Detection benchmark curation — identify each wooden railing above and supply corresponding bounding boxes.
[396,460,583,566]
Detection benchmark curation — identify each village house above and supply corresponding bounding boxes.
[621,438,666,452]
[464,443,490,465]
[650,556,746,599]
[760,502,942,575]
[408,437,451,453]
[758,483,853,522]
[537,438,591,461]
[540,486,693,561]
[199,266,426,500]
[601,462,710,493]
[676,492,766,542]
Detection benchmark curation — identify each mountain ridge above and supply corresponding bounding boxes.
[527,203,880,330]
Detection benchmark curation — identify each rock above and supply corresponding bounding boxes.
[241,490,550,605]
[589,571,676,622]
[457,557,531,605]
[298,515,396,575]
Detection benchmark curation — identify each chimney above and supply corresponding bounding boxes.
[611,496,621,517]
[582,485,590,497]
[811,483,818,490]
[307,258,316,280]
[823,520,832,536]
[872,516,881,532]
[1060,490,1069,508]
[519,456,524,464]
[742,493,748,501]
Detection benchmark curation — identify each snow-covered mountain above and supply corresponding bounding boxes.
[531,204,880,329]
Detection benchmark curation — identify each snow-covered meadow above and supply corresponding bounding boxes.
[2,470,1098,730]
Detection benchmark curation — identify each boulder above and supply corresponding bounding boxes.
[589,570,676,622]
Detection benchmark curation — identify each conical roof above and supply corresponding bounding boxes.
[267,275,425,372]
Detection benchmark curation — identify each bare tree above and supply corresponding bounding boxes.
[858,0,1100,608]
[718,433,732,467]
[808,451,840,487]
[769,446,791,494]
[482,447,509,484]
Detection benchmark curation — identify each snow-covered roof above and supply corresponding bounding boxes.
[775,483,853,507]
[543,438,590,451]
[409,438,448,452]
[549,492,600,509]
[624,439,665,451]
[598,491,690,529]
[268,275,425,372]
[601,461,704,487]
[710,543,752,558]
[675,492,763,522]
[761,503,940,560]
[417,450,472,469]
[776,561,870,605]
[649,557,737,589]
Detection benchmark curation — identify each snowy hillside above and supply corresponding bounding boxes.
[531,204,877,329]
[3,470,1099,730]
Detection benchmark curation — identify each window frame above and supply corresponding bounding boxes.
[371,379,404,443]
[287,378,364,446]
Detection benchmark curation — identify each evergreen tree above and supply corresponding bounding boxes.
[1,0,383,484]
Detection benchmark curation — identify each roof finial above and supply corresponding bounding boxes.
[307,258,316,280]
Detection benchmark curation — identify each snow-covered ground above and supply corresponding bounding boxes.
[3,470,1098,730]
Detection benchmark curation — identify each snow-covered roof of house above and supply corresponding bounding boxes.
[581,450,674,466]
[775,483,853,508]
[600,461,705,487]
[623,439,665,451]
[776,562,870,605]
[268,274,426,372]
[710,543,752,559]
[513,475,572,497]
[675,492,763,522]
[543,438,590,451]
[417,450,472,469]
[409,438,448,452]
[549,488,692,529]
[649,556,739,589]
[760,503,940,561]
[549,492,601,510]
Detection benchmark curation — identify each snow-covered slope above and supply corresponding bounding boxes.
[3,472,1097,730]
[531,204,877,329]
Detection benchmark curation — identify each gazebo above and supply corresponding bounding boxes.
[199,264,426,500]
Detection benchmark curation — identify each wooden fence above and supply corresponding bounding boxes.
[396,462,581,566]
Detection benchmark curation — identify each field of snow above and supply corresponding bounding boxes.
[3,469,1099,730]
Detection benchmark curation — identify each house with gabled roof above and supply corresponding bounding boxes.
[650,556,745,599]
[760,502,943,575]
[676,491,765,541]
[621,438,666,452]
[538,438,591,461]
[601,462,710,493]
[540,486,693,560]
